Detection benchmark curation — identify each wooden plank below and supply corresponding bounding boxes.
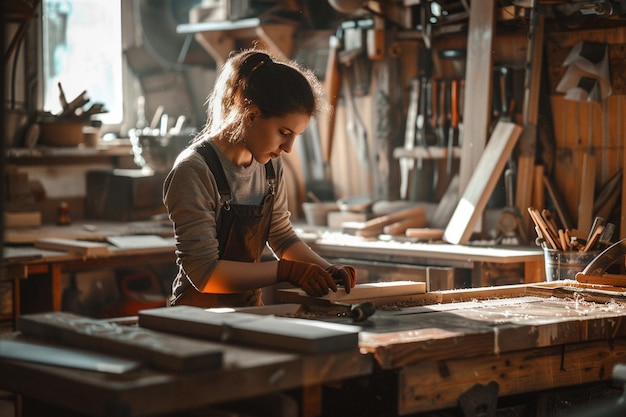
[458,0,496,194]
[0,333,303,417]
[139,306,360,353]
[0,338,141,374]
[516,10,545,235]
[398,338,626,415]
[578,109,597,234]
[18,312,223,373]
[278,281,426,304]
[576,272,626,287]
[444,121,523,244]
[34,238,110,257]
[356,206,426,238]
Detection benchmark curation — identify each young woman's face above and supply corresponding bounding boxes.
[245,111,311,164]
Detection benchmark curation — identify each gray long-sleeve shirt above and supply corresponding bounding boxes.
[163,141,301,292]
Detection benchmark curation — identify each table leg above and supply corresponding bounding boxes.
[51,264,63,311]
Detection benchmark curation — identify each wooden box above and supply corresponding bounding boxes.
[85,169,166,221]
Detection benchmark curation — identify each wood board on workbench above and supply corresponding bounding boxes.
[139,306,360,353]
[444,121,522,244]
[276,281,426,306]
[18,311,223,373]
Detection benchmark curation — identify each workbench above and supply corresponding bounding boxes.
[1,282,626,417]
[2,221,545,330]
[300,229,546,289]
[1,220,176,328]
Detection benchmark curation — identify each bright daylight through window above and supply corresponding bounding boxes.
[42,0,123,126]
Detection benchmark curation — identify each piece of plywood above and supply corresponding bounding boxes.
[34,238,110,257]
[444,121,523,244]
[139,306,360,353]
[279,281,426,304]
[0,338,141,374]
[18,311,223,373]
[356,206,426,238]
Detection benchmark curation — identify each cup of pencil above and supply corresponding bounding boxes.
[528,207,612,282]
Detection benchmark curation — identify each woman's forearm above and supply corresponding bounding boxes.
[281,240,331,268]
[202,260,279,293]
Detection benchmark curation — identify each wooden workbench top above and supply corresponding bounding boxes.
[2,282,626,416]
[4,219,173,245]
[299,229,544,265]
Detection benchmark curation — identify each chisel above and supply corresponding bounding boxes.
[401,79,420,200]
[447,79,459,175]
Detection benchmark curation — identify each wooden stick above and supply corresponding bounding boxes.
[527,207,558,250]
[558,229,568,252]
[582,224,604,252]
[585,216,605,245]
[541,209,559,242]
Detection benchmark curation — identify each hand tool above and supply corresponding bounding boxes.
[498,66,513,121]
[457,79,465,147]
[414,76,429,170]
[437,78,447,149]
[599,222,615,245]
[424,78,438,193]
[401,79,420,200]
[409,76,436,202]
[496,168,527,245]
[447,78,459,175]
[430,78,439,144]
[576,238,626,286]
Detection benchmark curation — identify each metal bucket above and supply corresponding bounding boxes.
[543,249,600,282]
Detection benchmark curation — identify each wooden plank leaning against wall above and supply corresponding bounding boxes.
[545,26,626,242]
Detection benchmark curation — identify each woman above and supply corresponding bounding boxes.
[163,48,357,308]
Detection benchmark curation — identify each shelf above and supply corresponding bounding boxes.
[6,143,134,166]
[177,17,296,66]
[393,146,462,160]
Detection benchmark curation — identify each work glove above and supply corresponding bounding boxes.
[277,259,337,297]
[325,264,357,294]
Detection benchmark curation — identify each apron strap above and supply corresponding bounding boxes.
[195,142,231,197]
[195,141,276,194]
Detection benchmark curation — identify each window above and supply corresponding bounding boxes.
[41,0,123,126]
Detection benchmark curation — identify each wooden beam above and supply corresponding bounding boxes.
[458,0,496,194]
[516,6,545,235]
[444,121,523,245]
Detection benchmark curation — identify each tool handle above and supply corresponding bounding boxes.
[438,79,447,129]
[451,79,459,129]
[430,78,438,131]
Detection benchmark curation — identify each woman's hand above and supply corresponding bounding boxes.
[325,264,357,294]
[277,260,337,297]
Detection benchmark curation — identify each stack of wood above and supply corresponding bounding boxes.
[355,206,427,238]
[528,207,613,252]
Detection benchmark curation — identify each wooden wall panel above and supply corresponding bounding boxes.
[545,26,626,237]
[549,95,624,235]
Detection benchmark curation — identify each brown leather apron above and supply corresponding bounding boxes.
[170,142,276,308]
